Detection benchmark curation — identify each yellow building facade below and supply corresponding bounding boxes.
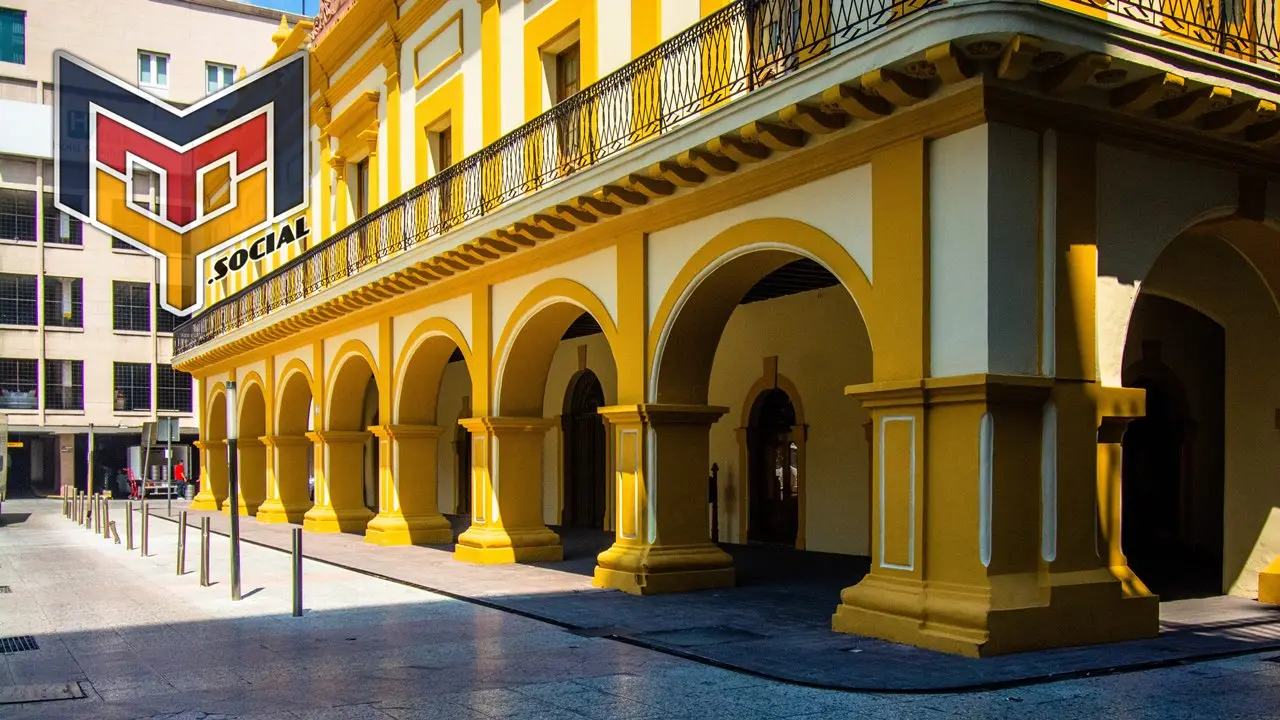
[175,0,1280,657]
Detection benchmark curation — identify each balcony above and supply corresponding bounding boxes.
[173,0,1280,357]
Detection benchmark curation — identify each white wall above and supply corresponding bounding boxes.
[435,357,472,514]
[707,286,872,555]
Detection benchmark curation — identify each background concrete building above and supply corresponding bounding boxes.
[0,0,304,496]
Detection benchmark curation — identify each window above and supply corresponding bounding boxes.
[553,43,592,172]
[157,364,193,413]
[112,238,137,251]
[138,51,169,90]
[435,125,454,226]
[554,43,581,104]
[156,288,181,334]
[354,158,370,220]
[43,194,83,245]
[206,62,235,95]
[44,359,83,411]
[0,358,36,410]
[43,276,82,328]
[112,280,151,332]
[0,8,25,65]
[0,273,36,325]
[114,362,150,412]
[0,188,36,242]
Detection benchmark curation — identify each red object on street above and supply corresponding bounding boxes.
[174,462,186,482]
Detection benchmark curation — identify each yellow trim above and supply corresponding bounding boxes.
[615,232,646,405]
[324,338,380,430]
[395,0,449,42]
[413,72,466,185]
[479,0,502,143]
[324,90,380,141]
[382,45,402,199]
[412,10,464,89]
[700,0,729,15]
[523,0,598,121]
[472,286,492,416]
[236,371,268,422]
[274,358,315,431]
[391,316,474,424]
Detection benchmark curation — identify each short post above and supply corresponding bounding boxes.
[71,493,78,523]
[140,501,149,557]
[292,527,303,617]
[102,498,111,540]
[62,490,68,517]
[199,517,211,587]
[110,521,120,544]
[125,501,134,551]
[92,494,100,533]
[176,511,187,575]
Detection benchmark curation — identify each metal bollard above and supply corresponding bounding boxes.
[110,521,120,544]
[292,527,303,617]
[176,511,187,576]
[77,493,84,526]
[140,501,149,557]
[125,501,134,551]
[93,494,100,533]
[199,517,210,587]
[62,491,68,518]
[102,499,111,540]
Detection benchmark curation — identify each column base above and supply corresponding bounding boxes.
[365,512,454,546]
[302,505,375,534]
[593,542,735,595]
[254,500,311,524]
[1259,557,1280,604]
[454,525,562,563]
[221,500,261,517]
[188,489,221,512]
[832,570,1159,657]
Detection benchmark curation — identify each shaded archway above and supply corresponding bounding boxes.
[455,280,620,563]
[746,387,800,547]
[191,386,229,511]
[258,364,315,524]
[561,369,606,529]
[1114,224,1280,599]
[233,379,268,516]
[303,345,378,534]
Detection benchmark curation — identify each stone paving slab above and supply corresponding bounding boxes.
[135,501,1280,693]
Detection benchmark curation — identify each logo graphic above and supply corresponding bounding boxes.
[54,51,309,316]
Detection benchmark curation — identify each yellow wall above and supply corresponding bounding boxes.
[707,287,873,555]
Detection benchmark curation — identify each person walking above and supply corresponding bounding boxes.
[173,461,187,499]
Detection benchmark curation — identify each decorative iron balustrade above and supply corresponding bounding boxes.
[174,0,1280,355]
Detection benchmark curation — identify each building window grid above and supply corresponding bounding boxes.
[113,280,151,332]
[0,358,37,410]
[0,272,37,326]
[157,364,193,413]
[42,194,83,245]
[156,289,181,334]
[138,51,169,89]
[0,188,36,242]
[206,62,235,95]
[114,362,151,412]
[0,8,25,65]
[44,359,83,411]
[43,276,82,328]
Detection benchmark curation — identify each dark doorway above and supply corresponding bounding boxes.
[362,377,380,514]
[747,388,799,546]
[561,369,606,529]
[1122,294,1225,600]
[455,422,471,516]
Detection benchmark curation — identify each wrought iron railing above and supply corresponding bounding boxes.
[174,0,1280,355]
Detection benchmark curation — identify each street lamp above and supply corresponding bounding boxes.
[225,380,241,601]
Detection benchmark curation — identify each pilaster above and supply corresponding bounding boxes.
[255,435,313,523]
[594,404,735,595]
[454,417,562,563]
[303,429,376,533]
[365,424,454,545]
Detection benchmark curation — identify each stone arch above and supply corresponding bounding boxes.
[493,278,620,418]
[197,382,229,509]
[275,360,315,436]
[326,340,379,431]
[235,374,268,516]
[650,218,874,405]
[206,382,227,441]
[393,317,474,425]
[262,360,316,524]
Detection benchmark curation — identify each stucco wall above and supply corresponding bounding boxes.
[706,286,872,556]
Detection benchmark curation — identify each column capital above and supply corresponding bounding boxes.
[597,404,728,427]
[194,439,226,450]
[369,423,445,441]
[327,154,347,170]
[458,416,554,435]
[260,434,313,449]
[845,374,1053,409]
[306,429,369,445]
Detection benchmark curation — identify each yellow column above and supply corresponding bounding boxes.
[223,437,266,516]
[255,435,312,523]
[594,404,734,595]
[330,154,348,231]
[366,424,454,545]
[454,417,562,563]
[479,0,501,144]
[382,48,401,199]
[189,439,225,511]
[302,430,375,533]
[319,127,332,238]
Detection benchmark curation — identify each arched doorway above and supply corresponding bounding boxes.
[746,387,799,546]
[455,420,472,516]
[561,369,606,529]
[361,378,379,513]
[235,381,268,516]
[1122,295,1225,600]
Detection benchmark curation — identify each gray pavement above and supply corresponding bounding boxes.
[1,498,1279,719]
[146,501,1280,692]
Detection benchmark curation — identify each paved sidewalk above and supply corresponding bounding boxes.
[145,501,1280,692]
[5,498,1280,719]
